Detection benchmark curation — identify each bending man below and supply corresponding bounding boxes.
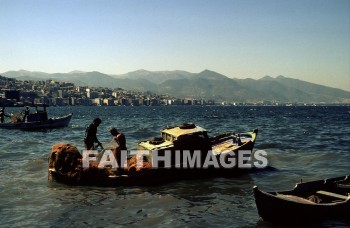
[84,118,103,150]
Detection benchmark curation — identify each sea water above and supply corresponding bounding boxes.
[0,106,349,227]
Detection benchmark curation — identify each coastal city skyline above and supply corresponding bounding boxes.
[1,72,349,106]
[0,74,218,107]
[1,0,349,91]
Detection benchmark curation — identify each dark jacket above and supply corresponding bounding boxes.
[0,110,4,122]
[84,123,100,145]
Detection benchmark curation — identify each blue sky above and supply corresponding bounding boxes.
[1,0,349,91]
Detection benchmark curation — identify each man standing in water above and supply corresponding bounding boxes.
[84,118,103,150]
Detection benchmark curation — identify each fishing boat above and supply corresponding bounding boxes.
[139,123,258,154]
[253,176,350,223]
[0,106,72,130]
[137,123,259,168]
[48,123,261,186]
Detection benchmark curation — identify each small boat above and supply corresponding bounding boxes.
[0,106,72,130]
[139,123,258,154]
[253,176,350,223]
[48,124,261,186]
[138,123,259,168]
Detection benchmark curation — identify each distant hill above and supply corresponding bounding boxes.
[4,70,50,79]
[158,70,245,100]
[273,76,349,100]
[2,69,349,103]
[4,70,158,91]
[113,69,195,84]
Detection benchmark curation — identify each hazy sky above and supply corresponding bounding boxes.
[1,0,349,91]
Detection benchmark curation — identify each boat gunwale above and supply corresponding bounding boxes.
[253,185,350,207]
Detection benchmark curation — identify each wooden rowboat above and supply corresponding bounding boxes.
[253,176,350,223]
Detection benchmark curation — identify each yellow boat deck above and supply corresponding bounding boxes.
[212,137,250,154]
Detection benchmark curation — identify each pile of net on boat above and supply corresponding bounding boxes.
[49,143,152,185]
[10,112,23,123]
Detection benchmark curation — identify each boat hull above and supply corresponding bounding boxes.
[0,113,73,130]
[49,165,261,187]
[253,176,350,223]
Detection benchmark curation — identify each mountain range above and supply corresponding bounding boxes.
[2,69,349,103]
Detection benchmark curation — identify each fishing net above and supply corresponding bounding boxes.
[49,143,82,175]
[10,112,23,123]
[104,139,118,150]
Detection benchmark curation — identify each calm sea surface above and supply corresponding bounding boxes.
[0,106,349,227]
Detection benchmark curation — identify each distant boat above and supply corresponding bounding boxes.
[0,106,72,130]
[253,176,350,223]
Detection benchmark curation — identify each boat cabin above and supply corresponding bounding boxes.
[27,111,48,122]
[138,123,211,151]
[26,105,48,122]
